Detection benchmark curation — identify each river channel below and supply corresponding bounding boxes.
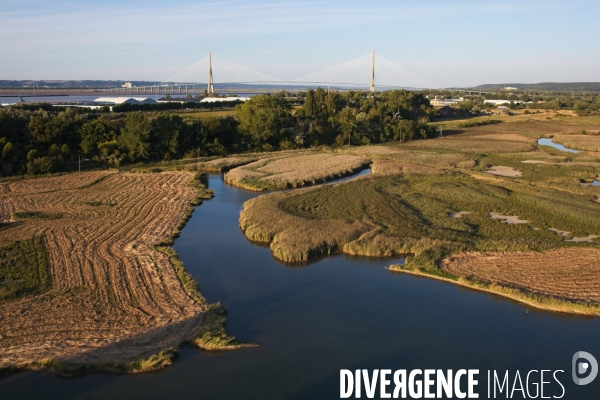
[1,172,599,399]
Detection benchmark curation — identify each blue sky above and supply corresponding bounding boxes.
[1,0,599,87]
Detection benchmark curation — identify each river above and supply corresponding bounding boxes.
[537,138,580,154]
[0,94,261,104]
[1,172,599,399]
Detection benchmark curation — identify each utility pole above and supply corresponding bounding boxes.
[439,125,443,138]
[208,52,214,95]
[370,50,375,93]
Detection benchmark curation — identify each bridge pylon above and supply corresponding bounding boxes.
[207,52,214,94]
[370,50,375,92]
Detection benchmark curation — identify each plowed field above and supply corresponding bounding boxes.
[0,171,207,370]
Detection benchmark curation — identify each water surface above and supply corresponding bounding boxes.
[1,173,599,399]
[538,138,580,153]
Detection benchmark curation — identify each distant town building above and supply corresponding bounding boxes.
[121,82,133,88]
[429,97,465,107]
[503,87,518,90]
[93,97,156,105]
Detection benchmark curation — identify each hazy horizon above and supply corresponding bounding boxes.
[1,0,599,87]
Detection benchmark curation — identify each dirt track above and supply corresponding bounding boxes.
[0,171,206,369]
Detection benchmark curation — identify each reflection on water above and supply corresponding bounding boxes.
[1,171,600,400]
[538,138,580,153]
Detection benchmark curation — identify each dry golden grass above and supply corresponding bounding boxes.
[465,120,600,139]
[184,156,262,172]
[0,171,219,372]
[173,109,236,119]
[239,188,378,262]
[399,134,535,153]
[431,110,600,129]
[2,171,112,195]
[370,160,446,175]
[224,152,371,191]
[553,134,600,152]
[441,248,600,304]
[238,118,600,313]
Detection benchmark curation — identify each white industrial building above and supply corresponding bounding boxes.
[483,99,526,105]
[429,97,465,107]
[200,97,249,103]
[93,97,157,105]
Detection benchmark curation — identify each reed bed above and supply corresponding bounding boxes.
[225,152,371,191]
[239,118,600,311]
[240,168,600,305]
[553,134,600,152]
[184,156,262,172]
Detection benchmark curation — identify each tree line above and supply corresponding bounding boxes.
[0,89,435,175]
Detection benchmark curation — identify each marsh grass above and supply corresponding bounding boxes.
[31,348,178,376]
[83,200,115,207]
[457,119,502,128]
[553,134,600,152]
[0,236,50,303]
[184,156,261,172]
[225,152,371,191]
[241,170,600,304]
[193,304,251,349]
[12,211,62,220]
[237,119,600,310]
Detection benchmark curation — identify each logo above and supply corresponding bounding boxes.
[572,351,598,386]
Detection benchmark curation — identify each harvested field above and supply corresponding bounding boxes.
[224,152,371,191]
[553,134,600,152]
[3,171,112,195]
[0,171,239,374]
[440,248,600,304]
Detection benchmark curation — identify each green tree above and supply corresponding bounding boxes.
[2,142,14,161]
[303,90,316,117]
[150,114,185,159]
[118,112,152,161]
[235,95,292,148]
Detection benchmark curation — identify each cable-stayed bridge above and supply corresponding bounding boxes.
[292,52,436,90]
[98,52,440,94]
[178,51,438,91]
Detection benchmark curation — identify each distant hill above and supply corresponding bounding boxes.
[471,82,600,92]
[0,80,161,89]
